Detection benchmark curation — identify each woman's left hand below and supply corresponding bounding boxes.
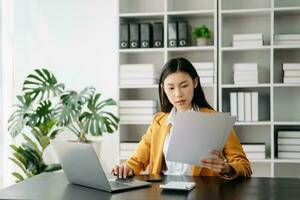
[200,149,235,176]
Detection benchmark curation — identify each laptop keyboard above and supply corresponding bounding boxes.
[109,178,135,189]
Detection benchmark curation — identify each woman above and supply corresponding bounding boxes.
[113,57,251,179]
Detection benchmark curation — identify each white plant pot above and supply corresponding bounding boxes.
[196,38,208,46]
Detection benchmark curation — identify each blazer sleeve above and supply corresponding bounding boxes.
[125,113,160,175]
[223,129,252,177]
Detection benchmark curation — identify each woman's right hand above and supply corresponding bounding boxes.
[111,164,134,179]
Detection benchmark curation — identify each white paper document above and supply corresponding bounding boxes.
[165,112,236,165]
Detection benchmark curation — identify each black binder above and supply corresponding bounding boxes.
[120,24,129,49]
[153,22,163,48]
[140,23,153,48]
[168,22,177,47]
[178,21,190,47]
[129,23,139,48]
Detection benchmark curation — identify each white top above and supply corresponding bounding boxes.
[162,107,195,175]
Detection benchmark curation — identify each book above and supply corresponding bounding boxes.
[283,77,300,84]
[234,80,259,85]
[199,77,214,84]
[120,72,158,79]
[278,145,300,152]
[119,108,157,115]
[245,152,266,159]
[237,92,245,121]
[119,100,157,108]
[282,63,300,70]
[230,92,237,117]
[120,64,155,72]
[278,152,300,159]
[274,40,300,46]
[120,78,157,85]
[233,63,258,72]
[233,40,263,47]
[242,143,266,152]
[234,71,258,76]
[244,92,252,122]
[233,33,263,41]
[251,92,258,122]
[120,114,154,122]
[278,138,300,145]
[192,62,214,70]
[278,131,300,138]
[120,142,138,150]
[284,70,300,77]
[274,34,300,41]
[196,70,214,77]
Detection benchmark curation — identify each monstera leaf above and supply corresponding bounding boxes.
[79,93,119,136]
[8,95,34,137]
[56,87,95,127]
[22,68,65,100]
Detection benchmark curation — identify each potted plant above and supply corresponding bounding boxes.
[8,68,119,182]
[8,69,65,182]
[193,25,212,46]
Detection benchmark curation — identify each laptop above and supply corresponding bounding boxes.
[52,141,151,192]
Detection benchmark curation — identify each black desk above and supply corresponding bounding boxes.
[0,172,300,200]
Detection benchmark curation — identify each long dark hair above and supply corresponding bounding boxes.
[158,57,213,113]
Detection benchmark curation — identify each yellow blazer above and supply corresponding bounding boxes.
[125,107,252,177]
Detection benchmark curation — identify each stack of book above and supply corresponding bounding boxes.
[119,100,157,123]
[192,62,214,85]
[283,63,300,84]
[233,63,258,85]
[230,92,258,122]
[242,143,266,160]
[233,33,263,47]
[119,64,157,86]
[277,130,300,159]
[274,34,300,46]
[120,142,138,159]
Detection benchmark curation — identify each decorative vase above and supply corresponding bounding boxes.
[196,38,208,46]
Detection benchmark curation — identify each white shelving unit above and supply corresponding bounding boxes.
[219,0,300,178]
[118,0,218,166]
[118,0,300,178]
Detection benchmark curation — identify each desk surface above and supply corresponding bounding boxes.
[0,172,300,200]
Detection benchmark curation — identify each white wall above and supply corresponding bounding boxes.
[2,0,118,186]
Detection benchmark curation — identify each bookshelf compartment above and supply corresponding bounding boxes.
[234,125,271,159]
[222,87,271,121]
[274,163,300,178]
[119,0,164,14]
[167,0,215,12]
[273,49,300,84]
[221,14,271,47]
[168,50,214,62]
[119,124,149,142]
[119,88,159,101]
[221,50,271,84]
[167,15,215,47]
[119,52,164,70]
[251,163,272,177]
[274,12,300,36]
[221,0,270,10]
[274,87,300,122]
[274,0,300,8]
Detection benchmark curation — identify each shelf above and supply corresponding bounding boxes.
[221,84,270,88]
[273,45,300,49]
[274,121,300,125]
[119,84,158,89]
[119,12,164,18]
[221,8,271,17]
[274,159,300,163]
[274,7,300,15]
[249,159,272,163]
[222,46,271,51]
[235,121,271,126]
[167,46,214,52]
[119,48,164,53]
[167,10,215,17]
[273,83,300,87]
